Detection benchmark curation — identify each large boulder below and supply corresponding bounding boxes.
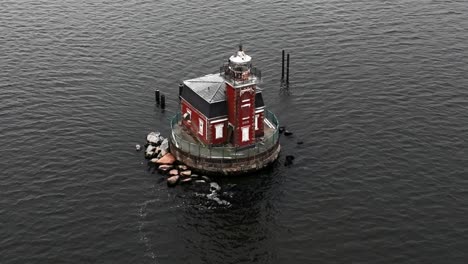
[145,145,157,158]
[156,153,176,165]
[169,169,179,176]
[160,138,169,156]
[158,164,173,173]
[167,175,179,187]
[178,165,188,170]
[210,182,221,192]
[147,132,161,145]
[180,170,191,177]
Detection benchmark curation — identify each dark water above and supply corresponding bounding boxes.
[1,0,468,263]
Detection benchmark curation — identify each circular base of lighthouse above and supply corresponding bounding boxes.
[169,109,281,176]
[169,141,281,176]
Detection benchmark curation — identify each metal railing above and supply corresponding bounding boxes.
[219,64,262,85]
[170,110,279,161]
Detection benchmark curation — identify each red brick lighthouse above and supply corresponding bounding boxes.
[171,46,280,175]
[222,45,264,147]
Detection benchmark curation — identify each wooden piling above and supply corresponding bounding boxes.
[281,50,285,81]
[178,84,183,101]
[161,94,166,109]
[155,90,160,104]
[286,53,290,84]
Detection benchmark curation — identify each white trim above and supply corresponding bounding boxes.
[207,115,228,121]
[242,117,250,120]
[241,103,250,108]
[264,118,274,129]
[255,108,265,114]
[224,81,254,89]
[242,99,250,102]
[240,87,255,96]
[199,118,204,136]
[255,114,259,130]
[210,118,228,124]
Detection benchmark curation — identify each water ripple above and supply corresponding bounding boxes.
[1,0,468,263]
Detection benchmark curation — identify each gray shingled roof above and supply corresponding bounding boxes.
[183,74,226,103]
[180,73,265,119]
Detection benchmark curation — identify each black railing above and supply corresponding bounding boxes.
[219,64,262,85]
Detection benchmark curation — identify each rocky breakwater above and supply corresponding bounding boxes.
[143,132,216,189]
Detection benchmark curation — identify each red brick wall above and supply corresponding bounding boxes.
[182,85,262,146]
[237,87,255,146]
[226,83,257,147]
[181,99,208,144]
[226,83,236,127]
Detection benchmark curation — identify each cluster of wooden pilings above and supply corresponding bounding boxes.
[154,90,166,109]
[281,49,290,84]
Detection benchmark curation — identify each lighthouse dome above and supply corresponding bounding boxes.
[229,50,251,64]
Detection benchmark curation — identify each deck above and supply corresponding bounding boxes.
[170,110,279,160]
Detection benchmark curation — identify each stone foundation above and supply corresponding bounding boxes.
[169,141,281,176]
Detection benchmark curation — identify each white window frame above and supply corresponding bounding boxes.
[199,118,204,136]
[255,114,259,130]
[241,126,250,142]
[215,123,224,139]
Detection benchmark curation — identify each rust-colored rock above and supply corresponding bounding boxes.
[156,153,176,165]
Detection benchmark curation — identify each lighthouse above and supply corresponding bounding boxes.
[222,45,264,147]
[171,46,280,175]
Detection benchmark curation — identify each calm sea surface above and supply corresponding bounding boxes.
[1,0,468,263]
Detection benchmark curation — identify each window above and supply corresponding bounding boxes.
[255,114,259,130]
[242,126,250,142]
[186,109,192,123]
[215,123,224,139]
[199,118,204,136]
